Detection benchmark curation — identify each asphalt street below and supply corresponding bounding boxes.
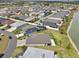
[0,29,17,58]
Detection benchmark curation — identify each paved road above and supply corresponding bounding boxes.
[0,29,17,58]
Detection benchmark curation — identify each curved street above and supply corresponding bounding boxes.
[0,29,17,58]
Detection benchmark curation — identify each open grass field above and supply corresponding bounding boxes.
[0,35,9,53]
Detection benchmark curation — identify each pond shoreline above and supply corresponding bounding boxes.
[67,11,79,55]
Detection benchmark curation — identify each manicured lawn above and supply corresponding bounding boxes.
[11,46,27,58]
[0,35,9,53]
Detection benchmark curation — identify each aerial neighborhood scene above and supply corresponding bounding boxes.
[0,0,79,58]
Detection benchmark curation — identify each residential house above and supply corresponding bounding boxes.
[47,11,69,21]
[24,16,35,22]
[19,47,55,58]
[10,21,26,28]
[26,34,51,46]
[41,18,62,28]
[20,25,46,34]
[0,18,15,25]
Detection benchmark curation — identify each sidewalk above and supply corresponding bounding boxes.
[51,39,56,46]
[0,24,7,29]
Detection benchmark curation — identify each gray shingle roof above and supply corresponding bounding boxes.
[24,16,35,22]
[15,15,29,20]
[20,47,55,58]
[43,19,61,24]
[49,11,69,19]
[26,34,51,44]
[10,21,26,28]
[42,21,58,28]
[20,25,36,32]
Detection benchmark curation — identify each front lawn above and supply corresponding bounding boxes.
[0,35,9,53]
[11,46,27,58]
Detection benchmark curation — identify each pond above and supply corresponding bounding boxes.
[69,11,79,51]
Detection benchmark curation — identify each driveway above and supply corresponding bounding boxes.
[17,39,26,47]
[0,29,17,58]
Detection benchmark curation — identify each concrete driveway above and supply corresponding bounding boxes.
[0,29,17,58]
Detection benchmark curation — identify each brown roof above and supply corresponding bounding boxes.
[0,19,15,25]
[26,34,51,44]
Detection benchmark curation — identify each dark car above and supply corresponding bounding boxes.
[8,36,12,39]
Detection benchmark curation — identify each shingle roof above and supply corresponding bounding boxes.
[10,21,26,28]
[24,16,35,22]
[0,18,14,25]
[26,34,51,44]
[20,47,55,58]
[49,11,69,19]
[15,15,29,20]
[42,21,58,28]
[43,19,61,24]
[21,25,36,32]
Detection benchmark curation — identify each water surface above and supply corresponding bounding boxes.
[69,11,79,50]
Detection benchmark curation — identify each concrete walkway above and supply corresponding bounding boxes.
[51,39,56,46]
[0,24,7,29]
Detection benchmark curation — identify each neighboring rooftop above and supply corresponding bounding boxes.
[42,21,58,28]
[19,47,55,58]
[48,11,69,19]
[0,18,15,25]
[20,24,36,32]
[24,16,35,22]
[10,21,26,28]
[43,18,61,24]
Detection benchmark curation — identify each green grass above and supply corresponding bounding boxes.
[59,12,74,35]
[34,29,79,57]
[12,29,22,35]
[0,35,9,53]
[11,46,27,58]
